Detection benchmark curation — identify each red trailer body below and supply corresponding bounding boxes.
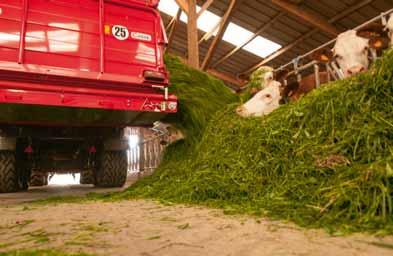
[0,0,178,193]
[0,0,177,125]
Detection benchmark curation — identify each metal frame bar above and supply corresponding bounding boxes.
[99,0,105,74]
[18,0,29,64]
[275,8,393,73]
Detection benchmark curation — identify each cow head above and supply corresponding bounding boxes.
[312,25,388,78]
[236,81,282,117]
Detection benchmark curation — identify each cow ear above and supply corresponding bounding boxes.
[357,23,386,39]
[311,48,333,63]
[274,69,289,81]
[369,36,389,49]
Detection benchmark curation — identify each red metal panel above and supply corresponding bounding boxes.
[0,0,168,80]
[0,80,177,112]
[111,0,160,8]
[0,0,176,120]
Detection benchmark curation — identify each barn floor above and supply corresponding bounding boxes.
[1,198,393,255]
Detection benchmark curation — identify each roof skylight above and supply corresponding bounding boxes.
[158,0,282,59]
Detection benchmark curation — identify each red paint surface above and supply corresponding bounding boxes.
[0,0,176,122]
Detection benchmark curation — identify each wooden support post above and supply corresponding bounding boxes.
[187,0,199,68]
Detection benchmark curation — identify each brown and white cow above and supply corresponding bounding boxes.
[278,71,330,102]
[276,24,391,101]
[314,24,390,78]
[236,78,282,117]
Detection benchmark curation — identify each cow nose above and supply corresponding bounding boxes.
[347,66,365,76]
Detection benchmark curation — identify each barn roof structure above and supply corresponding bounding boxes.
[161,0,393,89]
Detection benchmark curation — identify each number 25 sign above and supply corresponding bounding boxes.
[107,25,152,42]
[111,25,129,41]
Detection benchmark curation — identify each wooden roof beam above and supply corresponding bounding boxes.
[166,8,181,31]
[211,12,285,68]
[271,0,340,36]
[240,0,373,76]
[201,0,243,70]
[197,0,214,18]
[198,19,220,44]
[207,68,247,88]
[175,0,189,15]
[165,9,182,53]
[241,29,316,75]
[173,54,246,88]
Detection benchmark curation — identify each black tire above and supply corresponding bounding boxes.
[80,169,95,184]
[0,151,18,193]
[30,172,48,187]
[94,151,127,188]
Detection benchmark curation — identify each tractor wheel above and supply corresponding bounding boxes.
[94,151,127,188]
[80,169,95,185]
[0,151,18,193]
[29,172,48,187]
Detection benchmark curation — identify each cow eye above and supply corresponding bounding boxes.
[364,46,369,52]
[265,94,272,98]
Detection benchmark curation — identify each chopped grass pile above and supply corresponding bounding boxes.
[119,52,393,234]
[162,55,238,145]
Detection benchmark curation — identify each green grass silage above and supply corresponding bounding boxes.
[118,53,393,234]
[162,55,239,143]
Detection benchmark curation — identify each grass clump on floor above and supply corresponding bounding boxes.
[112,51,393,234]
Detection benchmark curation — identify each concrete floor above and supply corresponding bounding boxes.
[0,174,140,205]
[0,184,126,205]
